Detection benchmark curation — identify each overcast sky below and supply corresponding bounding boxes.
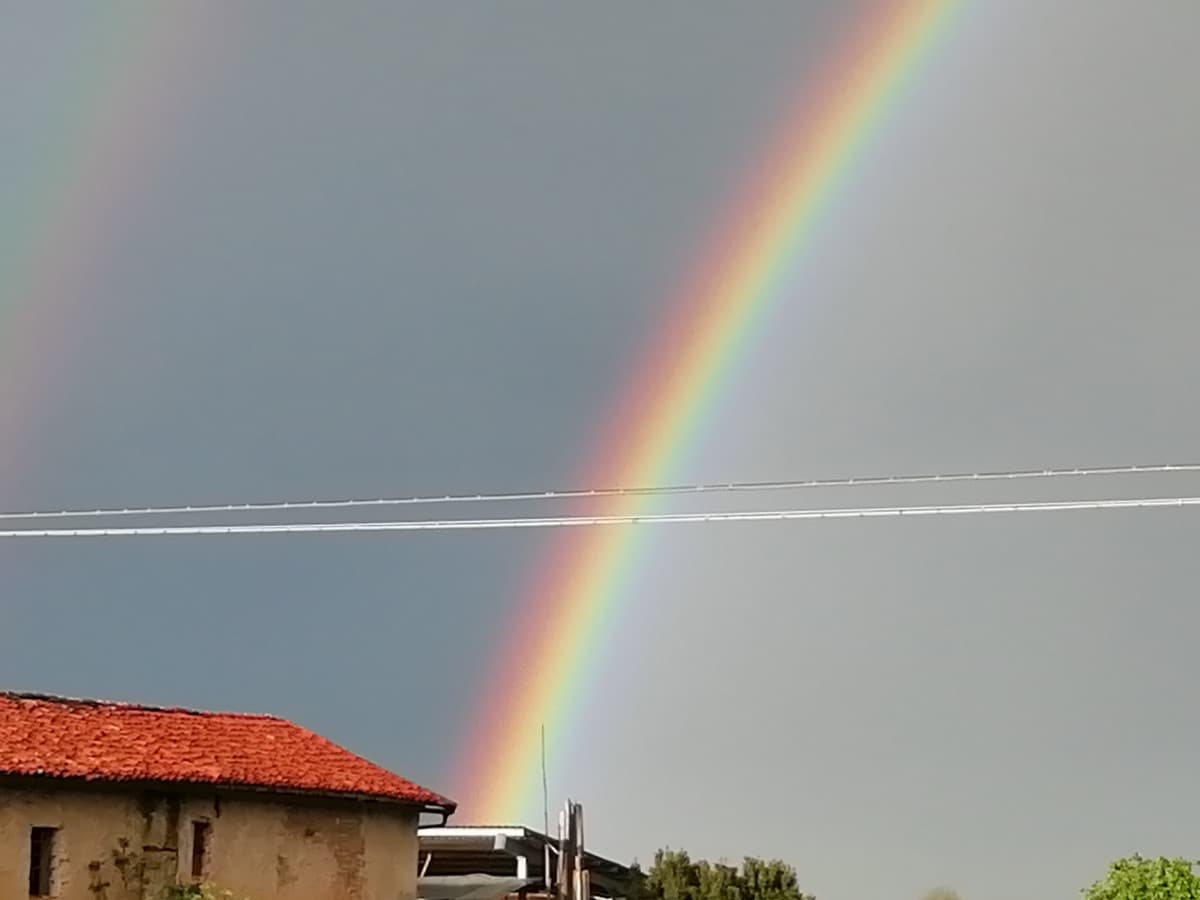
[2,4,1199,900]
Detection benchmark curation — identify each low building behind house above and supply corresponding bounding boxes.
[418,822,632,900]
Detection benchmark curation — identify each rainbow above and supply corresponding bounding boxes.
[452,0,961,822]
[0,7,218,485]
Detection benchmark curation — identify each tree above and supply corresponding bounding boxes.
[740,857,806,900]
[1084,855,1200,900]
[922,889,962,900]
[632,849,813,900]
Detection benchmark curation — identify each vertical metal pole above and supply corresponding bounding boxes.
[557,806,567,900]
[568,801,578,900]
[573,803,584,900]
[576,804,586,900]
[542,725,551,894]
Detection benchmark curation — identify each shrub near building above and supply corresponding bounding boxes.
[631,849,814,900]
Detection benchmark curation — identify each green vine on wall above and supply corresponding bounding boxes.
[163,885,250,900]
[87,837,138,899]
[85,837,250,900]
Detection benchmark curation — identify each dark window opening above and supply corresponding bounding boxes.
[191,821,211,879]
[29,827,56,897]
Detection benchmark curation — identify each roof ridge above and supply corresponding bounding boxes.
[0,691,283,721]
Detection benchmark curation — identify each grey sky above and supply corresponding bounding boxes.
[2,4,1199,900]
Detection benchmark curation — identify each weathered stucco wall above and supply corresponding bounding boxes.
[0,778,419,900]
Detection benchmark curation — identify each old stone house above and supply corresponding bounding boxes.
[0,692,455,900]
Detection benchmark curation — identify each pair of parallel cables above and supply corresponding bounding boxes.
[0,462,1197,538]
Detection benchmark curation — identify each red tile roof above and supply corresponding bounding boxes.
[0,692,453,811]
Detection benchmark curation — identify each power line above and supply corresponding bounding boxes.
[1,462,1198,522]
[0,494,1196,538]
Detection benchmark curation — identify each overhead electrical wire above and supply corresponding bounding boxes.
[0,494,1196,538]
[0,462,1197,522]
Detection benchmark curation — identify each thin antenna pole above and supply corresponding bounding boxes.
[542,724,551,892]
[542,725,550,834]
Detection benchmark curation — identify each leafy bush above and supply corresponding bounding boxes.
[1084,855,1200,900]
[632,849,814,900]
[164,884,249,900]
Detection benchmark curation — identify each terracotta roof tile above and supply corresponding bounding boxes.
[0,692,452,810]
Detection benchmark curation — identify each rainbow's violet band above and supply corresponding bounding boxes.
[451,0,961,823]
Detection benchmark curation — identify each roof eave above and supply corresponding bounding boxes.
[0,771,455,813]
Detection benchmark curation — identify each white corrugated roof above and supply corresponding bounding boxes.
[420,826,529,839]
[419,875,535,900]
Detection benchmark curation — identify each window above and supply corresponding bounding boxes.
[29,827,56,897]
[191,821,211,879]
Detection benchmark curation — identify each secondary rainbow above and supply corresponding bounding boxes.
[454,0,961,822]
[0,8,220,483]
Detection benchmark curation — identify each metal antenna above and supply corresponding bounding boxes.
[542,724,551,892]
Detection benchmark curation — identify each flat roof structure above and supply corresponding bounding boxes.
[419,824,632,900]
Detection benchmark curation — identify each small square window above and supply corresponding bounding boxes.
[29,827,57,897]
[191,821,211,879]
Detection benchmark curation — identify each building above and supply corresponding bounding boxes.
[418,816,633,900]
[0,692,454,900]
